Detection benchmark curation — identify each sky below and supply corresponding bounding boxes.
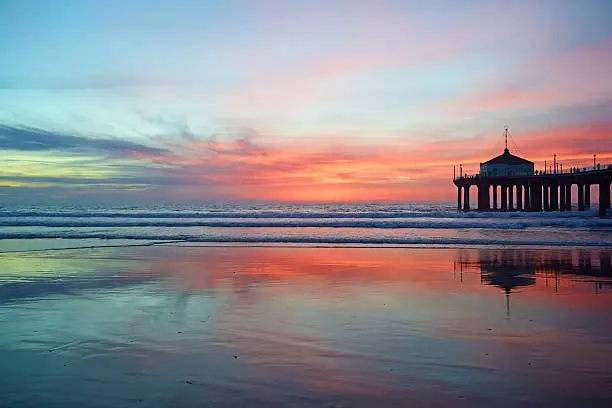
[1,0,612,204]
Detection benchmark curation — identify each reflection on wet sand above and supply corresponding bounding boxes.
[2,247,610,301]
[455,248,612,317]
[1,246,611,407]
[457,248,612,292]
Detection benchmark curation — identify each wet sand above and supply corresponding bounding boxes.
[1,246,611,407]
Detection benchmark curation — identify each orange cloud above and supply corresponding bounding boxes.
[9,116,603,203]
[121,117,612,203]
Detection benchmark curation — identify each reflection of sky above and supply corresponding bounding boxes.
[1,1,612,203]
[1,247,612,405]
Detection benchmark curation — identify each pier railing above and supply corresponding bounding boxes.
[455,163,612,180]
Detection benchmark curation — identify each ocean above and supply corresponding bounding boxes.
[1,203,611,407]
[1,202,611,252]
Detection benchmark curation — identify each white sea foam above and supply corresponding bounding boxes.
[0,204,609,250]
[0,218,610,229]
[0,208,601,219]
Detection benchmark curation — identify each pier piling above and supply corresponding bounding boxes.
[578,184,585,211]
[559,184,566,212]
[585,185,591,209]
[501,186,508,211]
[463,186,470,211]
[493,185,498,209]
[600,181,611,217]
[457,186,462,211]
[550,183,558,211]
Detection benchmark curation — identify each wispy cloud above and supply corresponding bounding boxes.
[0,124,170,156]
[0,75,179,91]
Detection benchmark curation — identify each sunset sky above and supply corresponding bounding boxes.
[1,0,612,203]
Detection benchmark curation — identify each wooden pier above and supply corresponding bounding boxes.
[453,167,612,217]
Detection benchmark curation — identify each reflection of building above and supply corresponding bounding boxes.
[480,261,535,294]
[455,248,612,316]
[476,250,536,317]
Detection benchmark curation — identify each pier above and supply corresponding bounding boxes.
[453,129,612,217]
[454,166,612,216]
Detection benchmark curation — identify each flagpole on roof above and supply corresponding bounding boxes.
[504,125,509,152]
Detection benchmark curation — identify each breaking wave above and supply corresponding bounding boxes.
[0,204,609,251]
[0,218,611,229]
[0,209,600,219]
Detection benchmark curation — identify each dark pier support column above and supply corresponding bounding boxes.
[600,251,612,275]
[550,183,558,211]
[540,183,545,211]
[565,184,572,211]
[600,181,611,217]
[559,184,566,212]
[523,183,530,211]
[535,183,543,211]
[508,185,514,210]
[463,185,470,211]
[543,183,550,211]
[477,184,490,210]
[578,250,591,271]
[457,186,462,211]
[492,185,498,210]
[501,185,508,211]
[516,185,523,210]
[578,184,585,211]
[585,185,591,209]
[529,183,540,211]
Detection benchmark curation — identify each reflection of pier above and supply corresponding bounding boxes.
[456,248,612,295]
[456,249,612,316]
[479,257,535,294]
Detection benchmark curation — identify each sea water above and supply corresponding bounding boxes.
[0,202,611,252]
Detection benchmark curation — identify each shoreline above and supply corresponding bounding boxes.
[2,239,612,255]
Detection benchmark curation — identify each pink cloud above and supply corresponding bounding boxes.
[215,1,562,119]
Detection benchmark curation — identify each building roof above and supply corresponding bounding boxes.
[482,148,533,165]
